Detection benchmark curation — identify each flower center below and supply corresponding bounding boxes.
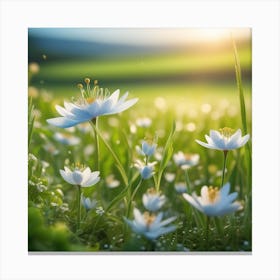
[72,162,85,171]
[143,212,156,226]
[147,187,157,195]
[86,97,95,104]
[208,186,219,203]
[61,132,72,139]
[184,153,193,160]
[219,127,234,138]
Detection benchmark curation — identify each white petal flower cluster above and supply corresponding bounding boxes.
[142,188,166,212]
[60,166,100,187]
[124,208,176,240]
[47,89,138,128]
[173,151,199,169]
[183,183,243,217]
[196,128,250,151]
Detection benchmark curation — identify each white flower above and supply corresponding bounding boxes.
[136,117,152,128]
[60,166,100,187]
[96,206,105,216]
[136,140,157,157]
[105,174,120,188]
[47,89,138,128]
[196,128,250,151]
[53,132,80,145]
[174,182,187,194]
[183,183,243,217]
[124,208,176,240]
[142,188,166,212]
[43,143,59,155]
[81,195,97,211]
[134,160,157,180]
[164,172,175,183]
[173,151,199,169]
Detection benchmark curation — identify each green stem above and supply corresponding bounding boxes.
[148,239,156,251]
[221,151,228,187]
[91,122,128,186]
[90,118,100,171]
[184,168,192,193]
[77,185,81,231]
[127,178,143,217]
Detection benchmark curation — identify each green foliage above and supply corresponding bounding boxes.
[28,42,252,252]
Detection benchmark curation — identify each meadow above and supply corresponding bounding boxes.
[28,38,252,252]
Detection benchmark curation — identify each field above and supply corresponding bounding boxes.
[28,32,252,252]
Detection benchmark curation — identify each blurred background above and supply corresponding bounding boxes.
[28,28,251,103]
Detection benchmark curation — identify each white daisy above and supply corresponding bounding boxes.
[183,183,243,217]
[196,128,250,151]
[142,188,166,212]
[60,165,100,187]
[173,151,199,169]
[124,208,176,240]
[47,82,138,128]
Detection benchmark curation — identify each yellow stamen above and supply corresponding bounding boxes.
[77,83,83,89]
[86,97,95,104]
[219,127,234,138]
[147,187,157,195]
[72,162,85,171]
[208,186,219,203]
[143,212,156,226]
[61,133,72,139]
[84,77,91,84]
[184,153,193,160]
[144,137,154,145]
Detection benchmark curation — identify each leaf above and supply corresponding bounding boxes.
[232,38,252,191]
[156,121,176,190]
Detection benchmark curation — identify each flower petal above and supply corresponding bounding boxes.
[55,105,74,117]
[109,98,138,114]
[220,182,230,198]
[47,117,81,128]
[210,130,226,150]
[238,134,250,148]
[108,89,120,105]
[195,139,217,150]
[81,172,100,187]
[200,186,209,205]
[226,129,241,148]
[60,169,76,185]
[183,193,203,212]
[117,91,129,104]
[214,202,243,216]
[81,167,92,184]
[158,216,176,227]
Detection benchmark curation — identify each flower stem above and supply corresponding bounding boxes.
[184,168,192,193]
[92,122,128,186]
[90,118,100,171]
[127,178,143,217]
[221,151,228,187]
[77,185,81,231]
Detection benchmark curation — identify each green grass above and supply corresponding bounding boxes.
[28,43,252,252]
